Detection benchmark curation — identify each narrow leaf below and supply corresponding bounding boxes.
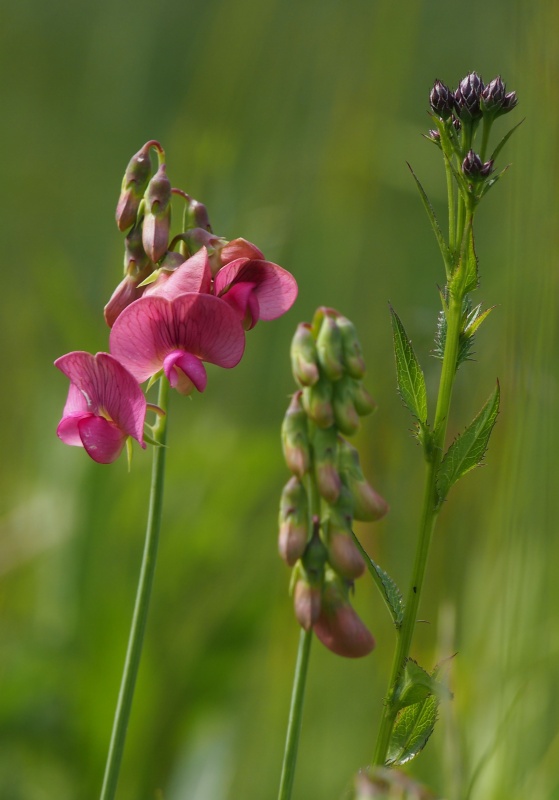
[350,530,404,628]
[462,226,479,295]
[387,694,439,766]
[407,163,451,274]
[390,306,428,425]
[489,117,525,163]
[437,382,500,503]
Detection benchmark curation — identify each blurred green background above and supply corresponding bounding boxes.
[1,0,557,797]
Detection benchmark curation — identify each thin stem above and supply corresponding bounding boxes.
[277,627,313,800]
[372,241,467,767]
[100,378,170,800]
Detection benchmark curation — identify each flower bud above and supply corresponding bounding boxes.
[455,72,484,121]
[104,265,152,328]
[323,509,365,579]
[281,391,311,477]
[123,221,152,275]
[351,380,377,416]
[313,570,375,658]
[462,150,493,180]
[278,476,309,566]
[115,142,153,231]
[302,376,334,428]
[481,76,506,114]
[501,90,518,114]
[429,79,456,120]
[293,576,321,630]
[291,323,320,387]
[338,438,388,522]
[185,198,212,232]
[333,315,365,379]
[316,313,345,381]
[142,164,172,262]
[312,425,341,504]
[332,376,361,436]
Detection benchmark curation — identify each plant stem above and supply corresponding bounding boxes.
[277,627,313,800]
[100,377,170,800]
[372,264,465,766]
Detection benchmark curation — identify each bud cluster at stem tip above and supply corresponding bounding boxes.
[278,307,388,658]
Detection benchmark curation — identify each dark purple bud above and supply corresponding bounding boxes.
[115,142,154,231]
[429,79,456,120]
[481,76,506,113]
[425,129,442,147]
[462,150,493,180]
[452,117,462,133]
[142,164,172,262]
[455,72,484,121]
[501,90,518,113]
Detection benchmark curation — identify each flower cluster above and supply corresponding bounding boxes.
[427,73,518,200]
[279,308,388,658]
[55,141,297,463]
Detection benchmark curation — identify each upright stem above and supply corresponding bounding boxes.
[373,253,466,767]
[277,628,313,800]
[100,378,170,800]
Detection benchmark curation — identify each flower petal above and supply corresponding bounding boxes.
[110,293,246,383]
[78,415,128,464]
[143,248,212,300]
[163,350,208,394]
[214,259,297,321]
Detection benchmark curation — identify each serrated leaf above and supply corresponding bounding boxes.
[437,382,500,503]
[390,306,428,425]
[350,531,404,627]
[489,117,524,163]
[387,694,439,766]
[396,659,453,711]
[407,163,451,275]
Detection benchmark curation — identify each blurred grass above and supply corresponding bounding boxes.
[1,0,558,798]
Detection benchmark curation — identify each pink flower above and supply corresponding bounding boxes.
[55,352,147,464]
[110,292,246,395]
[214,258,298,329]
[143,247,212,300]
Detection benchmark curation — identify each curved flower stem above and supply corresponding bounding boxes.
[100,377,170,800]
[277,627,313,800]
[372,235,467,767]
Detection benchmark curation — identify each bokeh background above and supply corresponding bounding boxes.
[1,0,558,798]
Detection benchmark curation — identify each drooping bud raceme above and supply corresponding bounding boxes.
[55,352,146,464]
[429,79,456,120]
[115,141,155,232]
[142,163,172,263]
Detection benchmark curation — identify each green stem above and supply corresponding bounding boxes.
[100,378,170,800]
[277,627,313,800]
[372,265,465,767]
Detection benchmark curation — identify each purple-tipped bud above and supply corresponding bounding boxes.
[281,391,311,477]
[336,315,366,379]
[462,150,493,180]
[455,72,484,121]
[142,164,172,262]
[294,578,322,630]
[316,314,345,381]
[313,571,375,658]
[278,476,309,566]
[453,117,462,133]
[115,142,154,231]
[123,221,152,276]
[338,439,388,522]
[429,79,456,120]
[332,377,361,436]
[425,129,442,148]
[312,425,341,504]
[481,76,506,114]
[324,519,365,579]
[291,323,320,387]
[501,90,518,114]
[302,377,335,428]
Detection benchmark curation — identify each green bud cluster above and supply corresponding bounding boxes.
[279,307,388,658]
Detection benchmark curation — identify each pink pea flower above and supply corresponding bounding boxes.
[55,352,147,464]
[110,293,246,395]
[214,258,298,330]
[143,247,212,300]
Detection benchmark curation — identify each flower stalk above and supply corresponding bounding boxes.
[100,376,169,800]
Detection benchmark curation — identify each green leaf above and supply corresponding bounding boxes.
[407,163,451,276]
[489,117,525,163]
[387,694,439,766]
[462,226,479,295]
[396,659,452,711]
[390,306,428,425]
[437,382,500,504]
[479,164,510,199]
[350,531,404,628]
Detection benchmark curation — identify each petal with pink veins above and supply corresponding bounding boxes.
[214,258,297,324]
[78,415,128,464]
[110,293,246,386]
[143,248,212,300]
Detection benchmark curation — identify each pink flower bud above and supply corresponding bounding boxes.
[104,267,151,328]
[281,391,311,477]
[142,164,172,262]
[314,573,375,658]
[278,476,309,566]
[115,142,154,231]
[325,526,365,579]
[293,578,321,630]
[219,238,265,265]
[312,425,341,503]
[123,222,152,276]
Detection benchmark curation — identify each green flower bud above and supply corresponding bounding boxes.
[336,315,366,379]
[323,520,365,579]
[115,142,154,231]
[278,476,309,566]
[291,323,320,387]
[316,314,345,381]
[302,376,334,428]
[142,164,172,263]
[293,574,322,630]
[338,438,388,522]
[351,380,377,416]
[332,376,361,436]
[123,221,151,276]
[312,425,341,504]
[281,391,311,477]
